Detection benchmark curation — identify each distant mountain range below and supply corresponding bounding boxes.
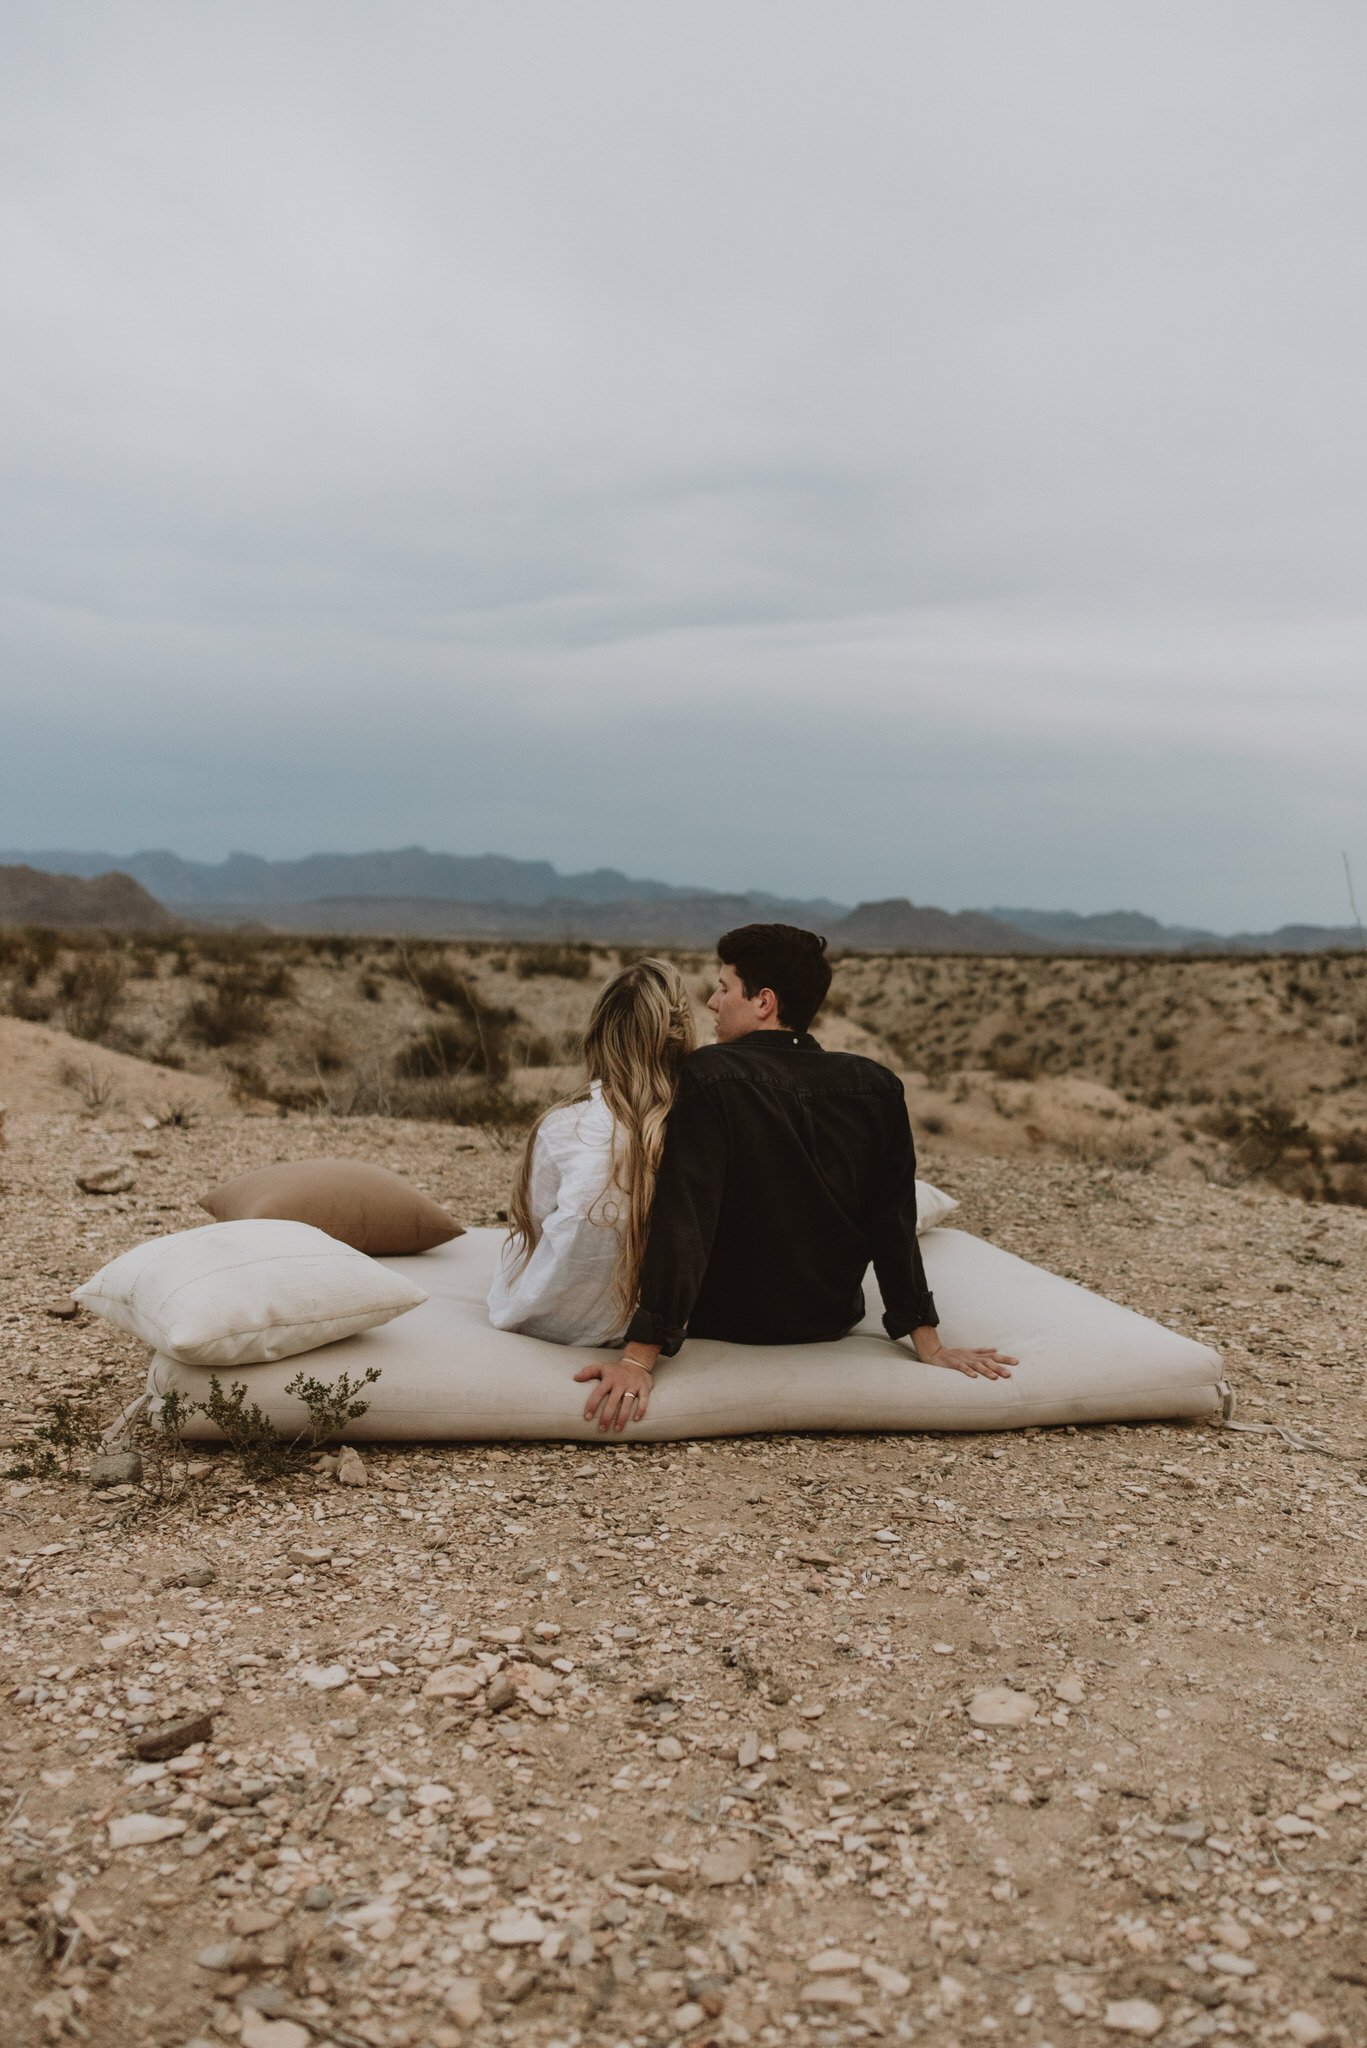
[0,846,1361,953]
[1,844,844,919]
[176,891,1060,952]
[988,905,1365,954]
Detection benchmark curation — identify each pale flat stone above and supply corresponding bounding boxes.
[423,1665,483,1700]
[108,1812,187,1849]
[488,1909,548,1946]
[968,1687,1037,1729]
[1103,1999,1164,2037]
[297,1663,348,1690]
[1273,1813,1318,1836]
[1209,1950,1257,1977]
[194,1942,239,1971]
[736,1732,760,1768]
[231,1907,281,1936]
[801,1977,862,2007]
[807,1949,864,1974]
[699,1838,754,1886]
[444,1978,483,2025]
[412,1781,454,1806]
[862,1960,912,1996]
[1283,2013,1329,2045]
[1055,1675,1086,1705]
[240,2019,311,2048]
[78,1161,135,1194]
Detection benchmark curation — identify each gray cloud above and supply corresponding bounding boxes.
[3,1,1365,928]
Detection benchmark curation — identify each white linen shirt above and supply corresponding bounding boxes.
[486,1082,628,1346]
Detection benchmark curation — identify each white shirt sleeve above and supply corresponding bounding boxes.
[486,1091,627,1347]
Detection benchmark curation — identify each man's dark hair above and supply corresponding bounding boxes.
[717,923,833,1034]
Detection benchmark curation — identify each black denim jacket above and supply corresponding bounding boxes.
[625,1031,939,1357]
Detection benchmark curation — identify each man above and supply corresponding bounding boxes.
[576,923,1017,1431]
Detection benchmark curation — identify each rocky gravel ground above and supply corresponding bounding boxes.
[1,1081,1366,2048]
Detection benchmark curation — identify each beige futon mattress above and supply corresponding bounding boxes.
[148,1226,1229,1443]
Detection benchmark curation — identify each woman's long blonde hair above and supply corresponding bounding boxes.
[507,957,696,1325]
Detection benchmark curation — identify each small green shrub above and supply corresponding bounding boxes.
[1238,1103,1317,1176]
[225,1057,272,1101]
[196,1366,381,1481]
[287,1367,383,1444]
[511,1027,567,1067]
[395,1016,510,1082]
[4,1375,116,1479]
[395,1021,486,1079]
[389,1076,541,1127]
[55,952,127,1042]
[181,969,269,1046]
[5,980,54,1022]
[514,943,595,981]
[16,927,61,977]
[60,1058,122,1112]
[307,1026,348,1074]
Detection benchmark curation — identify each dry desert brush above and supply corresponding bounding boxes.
[194,1366,382,1481]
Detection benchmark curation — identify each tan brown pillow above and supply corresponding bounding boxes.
[198,1159,464,1256]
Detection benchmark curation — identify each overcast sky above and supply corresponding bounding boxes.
[3,2,1365,929]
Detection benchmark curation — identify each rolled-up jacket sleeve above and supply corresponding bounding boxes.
[624,1070,728,1356]
[868,1088,939,1339]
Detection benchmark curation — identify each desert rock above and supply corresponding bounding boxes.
[108,1813,188,1849]
[968,1687,1037,1728]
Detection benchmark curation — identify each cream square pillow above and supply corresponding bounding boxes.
[75,1220,427,1368]
[915,1178,958,1233]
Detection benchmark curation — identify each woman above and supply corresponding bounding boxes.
[487,956,696,1357]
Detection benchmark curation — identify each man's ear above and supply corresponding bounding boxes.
[755,985,780,1022]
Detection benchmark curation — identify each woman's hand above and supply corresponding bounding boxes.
[574,1355,655,1432]
[910,1328,1017,1379]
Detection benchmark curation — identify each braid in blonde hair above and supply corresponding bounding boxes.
[506,958,696,1325]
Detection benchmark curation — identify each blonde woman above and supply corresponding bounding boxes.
[487,959,695,1412]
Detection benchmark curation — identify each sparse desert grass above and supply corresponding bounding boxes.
[54,948,127,1042]
[395,1019,506,1082]
[515,940,595,979]
[59,1054,122,1113]
[179,967,271,1047]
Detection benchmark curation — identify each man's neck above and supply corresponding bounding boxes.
[722,1021,803,1046]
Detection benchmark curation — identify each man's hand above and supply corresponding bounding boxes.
[909,1327,1017,1380]
[574,1351,658,1432]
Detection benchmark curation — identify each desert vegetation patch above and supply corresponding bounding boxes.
[2,926,1364,1205]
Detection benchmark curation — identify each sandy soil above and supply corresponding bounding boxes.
[1,1046,1366,2048]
